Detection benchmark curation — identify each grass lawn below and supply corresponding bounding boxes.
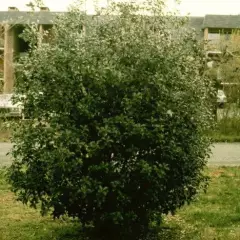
[160,167,240,240]
[210,132,240,142]
[1,167,240,240]
[0,169,84,240]
[210,110,240,142]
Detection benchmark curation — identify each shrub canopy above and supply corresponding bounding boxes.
[9,2,213,240]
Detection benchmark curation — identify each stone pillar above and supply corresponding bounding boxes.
[203,28,209,50]
[3,7,18,93]
[204,28,208,40]
[38,7,50,45]
[38,24,44,45]
[4,24,15,93]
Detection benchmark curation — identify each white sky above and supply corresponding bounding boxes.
[0,0,240,16]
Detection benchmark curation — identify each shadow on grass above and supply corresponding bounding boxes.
[39,225,183,240]
[157,226,185,240]
[39,223,87,240]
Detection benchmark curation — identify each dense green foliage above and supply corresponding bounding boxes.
[9,2,213,239]
[2,167,240,240]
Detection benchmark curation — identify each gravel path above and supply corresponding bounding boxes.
[1,143,240,167]
[0,143,12,167]
[209,143,240,166]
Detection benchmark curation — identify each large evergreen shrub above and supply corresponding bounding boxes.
[9,2,213,239]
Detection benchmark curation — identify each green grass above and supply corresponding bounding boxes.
[0,168,83,240]
[161,167,240,240]
[209,114,240,142]
[210,107,240,142]
[210,132,240,142]
[1,167,240,240]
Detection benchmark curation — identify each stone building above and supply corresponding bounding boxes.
[0,7,240,93]
[0,7,58,93]
[203,15,240,47]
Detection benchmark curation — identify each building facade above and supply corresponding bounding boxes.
[0,7,57,93]
[0,8,240,93]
